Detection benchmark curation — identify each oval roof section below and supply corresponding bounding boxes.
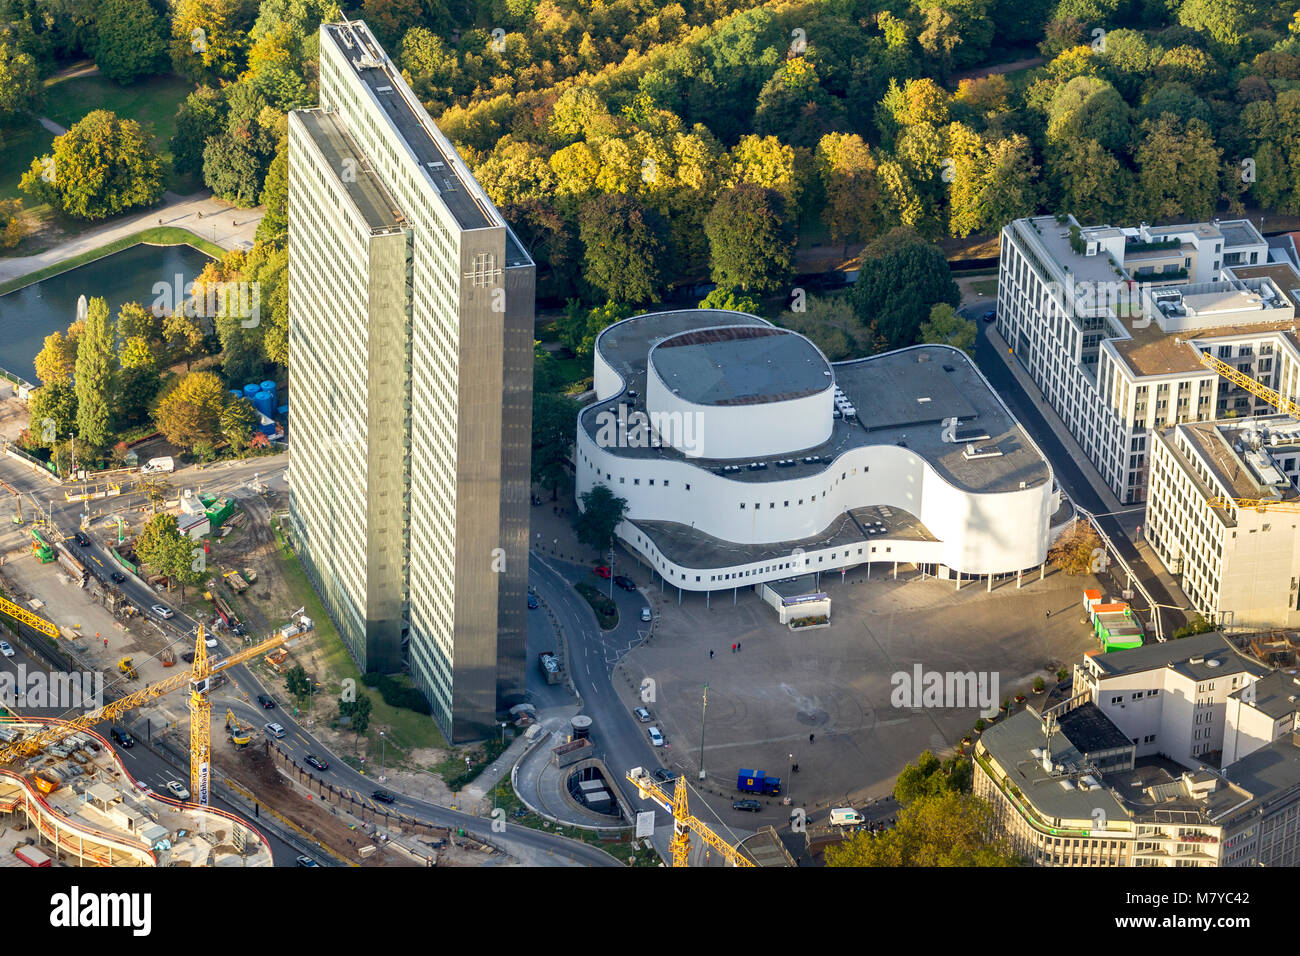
[649,326,832,406]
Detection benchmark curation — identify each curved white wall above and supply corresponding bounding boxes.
[576,426,1052,585]
[644,363,833,459]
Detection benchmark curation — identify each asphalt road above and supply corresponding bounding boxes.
[967,314,1189,634]
[0,453,622,867]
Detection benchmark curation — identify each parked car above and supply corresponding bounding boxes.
[371,789,396,804]
[264,722,286,738]
[653,768,677,783]
[614,575,637,592]
[164,780,190,801]
[647,726,665,747]
[733,799,763,812]
[640,607,652,622]
[527,594,538,609]
[295,855,320,867]
[304,754,328,772]
[151,604,174,619]
[982,309,997,323]
[109,571,125,584]
[73,531,90,547]
[592,565,611,579]
[110,727,134,748]
[257,694,275,709]
[0,641,12,658]
[634,706,652,722]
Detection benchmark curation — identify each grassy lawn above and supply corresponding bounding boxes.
[970,277,998,297]
[268,515,448,763]
[0,226,224,295]
[0,119,55,201]
[41,70,197,193]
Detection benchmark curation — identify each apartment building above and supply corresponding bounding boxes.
[998,214,1300,503]
[1147,415,1300,628]
[288,19,535,741]
[975,636,1300,866]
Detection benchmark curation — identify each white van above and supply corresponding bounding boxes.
[829,807,865,827]
[647,726,665,747]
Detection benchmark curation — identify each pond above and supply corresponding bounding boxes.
[0,242,215,383]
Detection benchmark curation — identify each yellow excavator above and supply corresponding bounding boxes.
[225,709,252,748]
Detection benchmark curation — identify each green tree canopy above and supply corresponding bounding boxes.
[920,303,977,356]
[704,183,794,294]
[577,194,669,304]
[74,296,115,448]
[850,235,960,350]
[91,0,167,83]
[575,483,629,553]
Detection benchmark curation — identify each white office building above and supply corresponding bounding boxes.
[288,20,535,741]
[1146,415,1300,629]
[997,214,1300,504]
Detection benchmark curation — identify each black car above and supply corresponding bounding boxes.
[257,694,275,709]
[110,727,134,748]
[527,594,539,609]
[653,768,678,784]
[304,754,328,771]
[371,789,396,804]
[613,575,637,592]
[109,571,125,584]
[982,309,997,323]
[73,531,90,547]
[733,799,762,812]
[181,651,195,663]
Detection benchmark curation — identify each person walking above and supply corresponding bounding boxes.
[709,649,714,659]
[809,733,815,744]
[737,641,742,652]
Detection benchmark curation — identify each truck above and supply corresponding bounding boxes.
[737,768,782,795]
[223,569,250,593]
[538,651,563,685]
[140,456,175,474]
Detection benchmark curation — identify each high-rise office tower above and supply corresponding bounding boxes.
[288,19,534,741]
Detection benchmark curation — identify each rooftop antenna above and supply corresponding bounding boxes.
[1042,711,1057,772]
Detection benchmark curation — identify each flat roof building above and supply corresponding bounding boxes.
[977,639,1300,867]
[288,19,534,742]
[575,310,1059,596]
[997,214,1300,505]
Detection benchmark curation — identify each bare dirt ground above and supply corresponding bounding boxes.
[0,392,29,443]
[214,743,489,867]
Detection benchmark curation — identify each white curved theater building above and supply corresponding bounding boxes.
[574,310,1059,595]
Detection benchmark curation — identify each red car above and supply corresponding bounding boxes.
[593,566,612,579]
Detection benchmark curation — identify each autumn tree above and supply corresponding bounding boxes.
[825,791,1019,867]
[816,133,883,248]
[21,111,164,220]
[154,371,229,453]
[1049,519,1104,574]
[920,303,976,356]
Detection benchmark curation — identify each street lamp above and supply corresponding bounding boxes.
[379,731,386,783]
[698,684,708,780]
[788,752,794,803]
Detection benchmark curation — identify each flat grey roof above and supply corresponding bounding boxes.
[583,311,1051,496]
[1230,671,1300,720]
[1089,631,1269,683]
[293,109,403,232]
[1223,733,1300,811]
[649,326,831,406]
[979,709,1131,825]
[632,504,935,571]
[323,21,492,231]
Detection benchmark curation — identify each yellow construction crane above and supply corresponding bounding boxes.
[1207,497,1300,513]
[626,767,754,868]
[0,618,313,805]
[1199,351,1300,419]
[0,592,59,640]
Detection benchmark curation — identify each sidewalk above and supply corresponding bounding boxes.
[0,192,265,285]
